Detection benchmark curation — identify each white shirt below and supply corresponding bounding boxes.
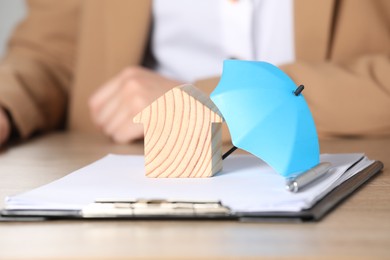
[151,0,294,83]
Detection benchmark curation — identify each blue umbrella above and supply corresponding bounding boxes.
[210,60,319,177]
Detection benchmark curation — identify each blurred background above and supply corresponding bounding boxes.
[0,0,26,58]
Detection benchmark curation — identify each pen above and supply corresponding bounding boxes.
[286,162,332,193]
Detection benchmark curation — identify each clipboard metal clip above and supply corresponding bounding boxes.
[82,199,231,218]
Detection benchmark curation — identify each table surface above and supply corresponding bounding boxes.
[0,133,389,260]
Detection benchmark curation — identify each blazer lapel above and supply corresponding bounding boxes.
[69,0,152,132]
[103,0,152,78]
[294,0,336,62]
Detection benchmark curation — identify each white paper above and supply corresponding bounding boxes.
[5,154,373,213]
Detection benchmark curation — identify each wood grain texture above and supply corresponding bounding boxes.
[134,84,224,178]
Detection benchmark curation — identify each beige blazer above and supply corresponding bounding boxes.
[0,0,389,141]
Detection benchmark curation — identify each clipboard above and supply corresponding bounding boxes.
[0,161,383,222]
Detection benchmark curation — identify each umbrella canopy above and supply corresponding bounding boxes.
[210,60,319,177]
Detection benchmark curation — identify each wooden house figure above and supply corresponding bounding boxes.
[134,84,225,178]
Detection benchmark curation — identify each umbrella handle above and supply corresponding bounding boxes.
[222,146,238,160]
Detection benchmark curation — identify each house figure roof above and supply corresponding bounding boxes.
[134,84,224,178]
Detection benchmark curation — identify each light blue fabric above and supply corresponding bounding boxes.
[211,60,319,177]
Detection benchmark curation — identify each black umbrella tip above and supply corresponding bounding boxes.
[294,85,305,96]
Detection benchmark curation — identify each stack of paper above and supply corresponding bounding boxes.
[6,154,373,212]
[5,154,373,213]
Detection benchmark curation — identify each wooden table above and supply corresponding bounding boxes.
[0,133,389,259]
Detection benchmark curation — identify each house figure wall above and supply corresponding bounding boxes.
[134,84,224,178]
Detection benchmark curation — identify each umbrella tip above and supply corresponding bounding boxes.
[294,85,305,96]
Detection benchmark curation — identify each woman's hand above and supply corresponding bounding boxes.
[0,107,11,146]
[89,66,183,143]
